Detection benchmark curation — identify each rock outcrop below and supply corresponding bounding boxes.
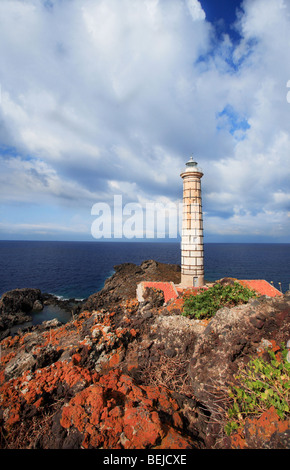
[0,288,43,316]
[0,263,289,450]
[0,289,83,341]
[189,292,290,448]
[82,260,181,312]
[0,288,201,449]
[0,288,43,337]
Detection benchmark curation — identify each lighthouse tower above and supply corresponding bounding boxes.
[180,156,204,287]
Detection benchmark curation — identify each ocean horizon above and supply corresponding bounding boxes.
[0,240,289,300]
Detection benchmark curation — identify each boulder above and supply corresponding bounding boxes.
[0,288,42,315]
[0,288,44,331]
[140,286,165,308]
[32,300,43,311]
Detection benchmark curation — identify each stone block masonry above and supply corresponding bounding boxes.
[180,157,204,287]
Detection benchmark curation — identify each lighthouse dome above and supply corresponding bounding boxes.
[184,156,203,173]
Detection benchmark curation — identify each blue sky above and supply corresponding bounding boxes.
[0,0,289,242]
[201,0,243,35]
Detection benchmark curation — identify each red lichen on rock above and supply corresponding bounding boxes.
[0,361,98,429]
[59,369,195,449]
[122,299,139,315]
[106,346,125,369]
[154,428,194,449]
[165,297,185,313]
[230,406,290,449]
[165,286,208,314]
[256,339,283,361]
[71,353,82,365]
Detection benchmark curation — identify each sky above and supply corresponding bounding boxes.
[0,0,290,243]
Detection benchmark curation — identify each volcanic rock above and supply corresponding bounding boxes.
[81,260,181,312]
[0,288,42,315]
[188,291,290,447]
[1,266,289,450]
[0,288,42,335]
[0,288,83,339]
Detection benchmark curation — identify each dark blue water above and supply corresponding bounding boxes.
[0,242,289,301]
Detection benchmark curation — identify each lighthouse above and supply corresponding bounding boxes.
[180,156,204,287]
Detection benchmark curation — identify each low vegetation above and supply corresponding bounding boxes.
[182,282,257,319]
[225,344,290,435]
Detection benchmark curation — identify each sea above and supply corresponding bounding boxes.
[0,241,289,327]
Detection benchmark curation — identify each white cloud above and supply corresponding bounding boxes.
[0,221,88,235]
[0,155,101,205]
[204,209,289,239]
[0,0,289,241]
[186,0,206,21]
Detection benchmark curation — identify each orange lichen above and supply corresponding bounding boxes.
[122,406,164,449]
[165,298,185,313]
[58,369,194,449]
[0,370,5,385]
[165,286,208,313]
[257,339,283,361]
[107,347,125,369]
[122,299,139,315]
[71,353,82,365]
[42,324,76,349]
[154,428,194,449]
[230,406,290,449]
[0,361,99,429]
[172,411,183,429]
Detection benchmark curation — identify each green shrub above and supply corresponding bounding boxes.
[182,282,257,320]
[225,344,290,436]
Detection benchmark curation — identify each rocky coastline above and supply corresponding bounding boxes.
[0,260,289,449]
[0,288,83,341]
